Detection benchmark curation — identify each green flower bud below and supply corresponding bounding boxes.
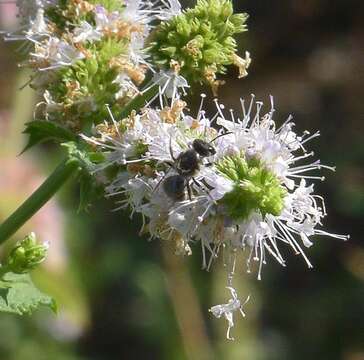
[46,0,125,28]
[6,233,49,274]
[46,37,130,129]
[216,155,287,221]
[148,0,249,92]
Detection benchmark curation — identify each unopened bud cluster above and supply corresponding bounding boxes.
[5,233,48,274]
[149,0,250,93]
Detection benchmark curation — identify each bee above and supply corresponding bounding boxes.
[158,134,231,201]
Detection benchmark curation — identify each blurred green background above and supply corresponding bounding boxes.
[0,1,363,359]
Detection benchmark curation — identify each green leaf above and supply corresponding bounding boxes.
[0,272,56,315]
[62,142,105,211]
[22,120,77,153]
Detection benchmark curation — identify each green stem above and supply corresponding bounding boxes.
[0,158,80,244]
[0,265,9,279]
[118,85,159,119]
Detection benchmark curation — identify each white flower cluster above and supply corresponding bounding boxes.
[85,95,349,338]
[1,0,183,116]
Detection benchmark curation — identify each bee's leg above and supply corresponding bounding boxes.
[192,177,216,204]
[169,136,176,161]
[201,157,214,167]
[165,161,175,167]
[186,180,193,201]
[191,177,206,191]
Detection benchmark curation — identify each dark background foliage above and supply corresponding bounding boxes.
[0,1,363,359]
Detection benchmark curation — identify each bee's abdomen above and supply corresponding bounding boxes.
[163,175,186,201]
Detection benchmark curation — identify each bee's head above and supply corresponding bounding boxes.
[192,139,216,157]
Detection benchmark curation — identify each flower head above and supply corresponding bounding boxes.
[148,0,250,94]
[87,94,349,283]
[2,0,173,129]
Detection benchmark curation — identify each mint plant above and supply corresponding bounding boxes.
[0,0,348,339]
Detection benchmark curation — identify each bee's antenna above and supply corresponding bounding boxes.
[169,135,176,161]
[210,131,233,143]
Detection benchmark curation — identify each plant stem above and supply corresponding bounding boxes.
[0,85,158,245]
[118,85,159,119]
[0,158,80,244]
[0,265,9,279]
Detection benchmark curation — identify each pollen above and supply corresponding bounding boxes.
[232,52,252,79]
[160,100,187,123]
[110,57,147,85]
[96,123,120,138]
